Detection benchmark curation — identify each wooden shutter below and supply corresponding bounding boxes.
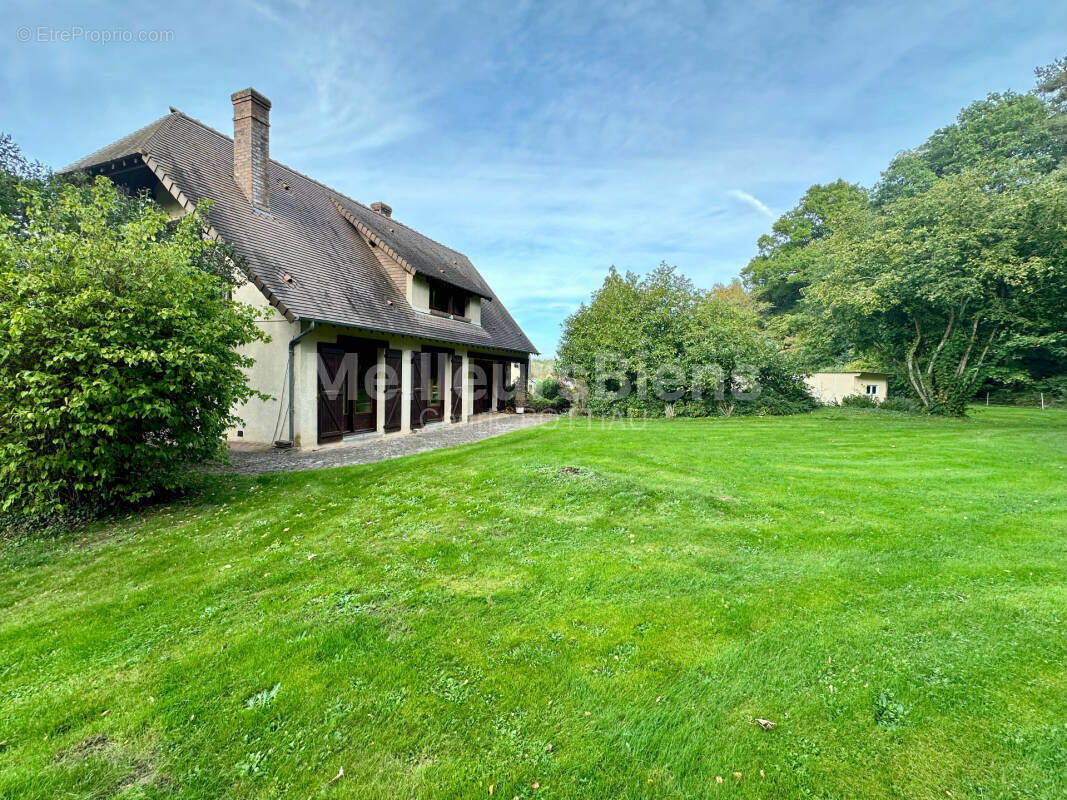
[451,354,464,422]
[317,345,346,443]
[384,349,402,432]
[410,352,427,428]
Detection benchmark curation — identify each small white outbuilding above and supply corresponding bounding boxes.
[804,372,890,405]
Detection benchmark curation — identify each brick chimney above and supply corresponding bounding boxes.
[231,88,271,212]
[370,201,392,218]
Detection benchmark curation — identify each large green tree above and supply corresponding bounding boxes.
[741,180,868,318]
[744,56,1067,412]
[813,163,1066,414]
[558,264,812,416]
[0,176,265,516]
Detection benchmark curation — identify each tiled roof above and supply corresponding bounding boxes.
[60,111,537,355]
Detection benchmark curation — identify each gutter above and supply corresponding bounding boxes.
[278,320,316,447]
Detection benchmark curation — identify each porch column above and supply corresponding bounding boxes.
[516,358,529,411]
[293,331,319,447]
[462,353,472,420]
[491,361,500,412]
[442,351,453,425]
[400,347,413,432]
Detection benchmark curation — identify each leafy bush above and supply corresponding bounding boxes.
[840,394,879,409]
[556,264,816,418]
[879,396,918,413]
[537,377,561,399]
[0,178,265,517]
[528,393,568,413]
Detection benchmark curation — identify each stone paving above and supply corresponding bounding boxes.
[219,412,554,475]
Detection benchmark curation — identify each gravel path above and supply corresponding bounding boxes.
[219,413,554,475]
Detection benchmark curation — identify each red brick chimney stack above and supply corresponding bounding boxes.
[231,88,271,212]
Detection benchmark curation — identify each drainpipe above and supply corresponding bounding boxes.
[281,319,316,447]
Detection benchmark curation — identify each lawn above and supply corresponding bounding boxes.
[0,407,1064,799]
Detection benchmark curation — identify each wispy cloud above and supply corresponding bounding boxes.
[727,190,775,220]
[10,0,1061,355]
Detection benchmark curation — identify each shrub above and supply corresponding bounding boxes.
[528,394,567,413]
[0,178,265,517]
[879,396,918,413]
[841,394,879,409]
[537,377,561,400]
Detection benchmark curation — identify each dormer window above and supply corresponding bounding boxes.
[429,280,468,318]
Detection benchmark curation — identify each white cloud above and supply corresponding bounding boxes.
[727,190,774,220]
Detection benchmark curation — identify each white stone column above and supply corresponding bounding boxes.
[491,361,500,412]
[293,335,319,448]
[442,351,453,425]
[462,352,472,420]
[400,347,413,432]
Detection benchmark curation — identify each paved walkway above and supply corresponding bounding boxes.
[219,413,554,475]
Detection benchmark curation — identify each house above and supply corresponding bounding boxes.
[61,88,538,447]
[804,371,889,405]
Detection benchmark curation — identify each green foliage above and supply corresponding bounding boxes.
[840,394,878,409]
[878,396,918,413]
[536,377,561,399]
[874,90,1064,205]
[557,264,814,418]
[0,177,266,516]
[744,61,1067,415]
[873,691,907,730]
[741,180,868,318]
[814,164,1067,415]
[0,133,49,222]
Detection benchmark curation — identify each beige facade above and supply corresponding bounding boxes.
[228,315,525,447]
[804,372,889,405]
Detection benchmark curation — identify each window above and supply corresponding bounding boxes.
[866,384,878,395]
[353,384,373,413]
[429,280,468,317]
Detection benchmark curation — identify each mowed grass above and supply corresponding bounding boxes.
[0,407,1064,799]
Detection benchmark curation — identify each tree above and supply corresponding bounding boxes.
[1034,54,1067,145]
[812,164,1067,414]
[745,59,1067,411]
[0,133,49,224]
[874,90,1064,205]
[558,263,813,416]
[0,176,266,516]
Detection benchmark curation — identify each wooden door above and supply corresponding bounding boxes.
[472,358,493,414]
[423,351,446,424]
[410,351,426,428]
[383,349,402,432]
[451,354,463,422]
[349,349,377,432]
[317,346,346,443]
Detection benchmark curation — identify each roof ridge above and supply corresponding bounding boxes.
[168,111,474,263]
[59,111,175,172]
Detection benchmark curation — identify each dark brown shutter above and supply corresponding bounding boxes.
[410,351,427,428]
[317,345,346,443]
[383,349,402,432]
[451,354,463,422]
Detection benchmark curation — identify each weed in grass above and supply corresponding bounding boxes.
[243,683,280,710]
[873,690,907,730]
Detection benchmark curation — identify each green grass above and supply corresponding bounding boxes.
[1,407,1064,799]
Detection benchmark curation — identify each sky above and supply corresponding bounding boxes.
[4,0,1063,355]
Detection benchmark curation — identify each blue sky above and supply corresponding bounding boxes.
[4,0,1063,355]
